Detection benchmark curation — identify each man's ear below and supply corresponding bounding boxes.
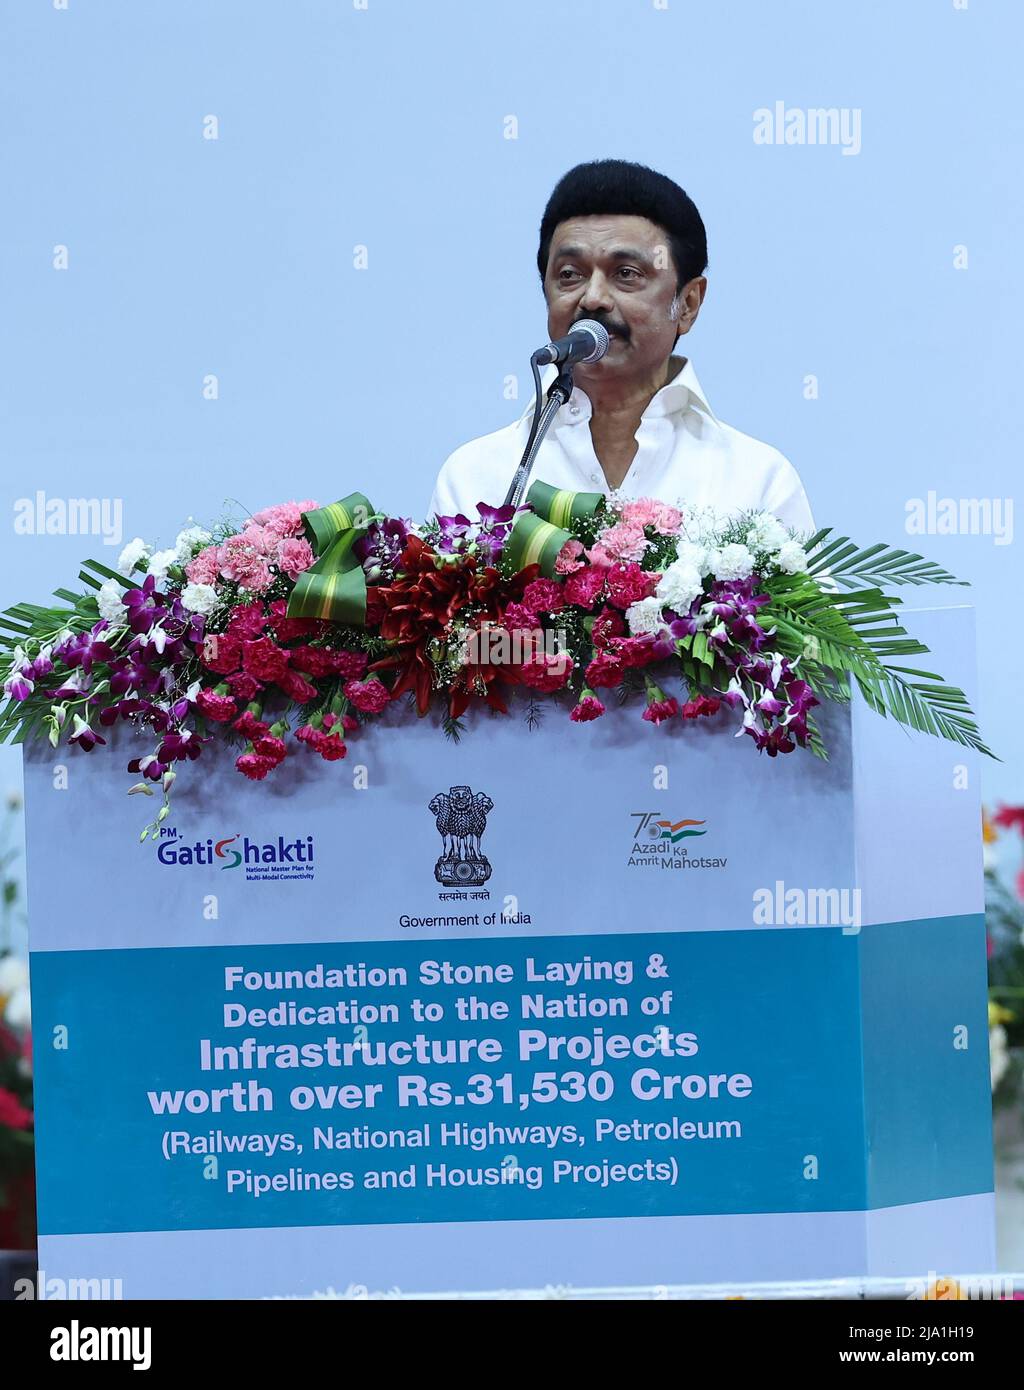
[676,275,708,335]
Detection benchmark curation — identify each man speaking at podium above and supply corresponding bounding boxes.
[428,159,815,533]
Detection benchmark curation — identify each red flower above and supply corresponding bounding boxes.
[242,636,288,682]
[201,631,242,675]
[993,805,1024,834]
[289,646,336,679]
[277,667,320,704]
[517,653,572,693]
[233,710,269,740]
[330,650,369,680]
[226,671,263,702]
[236,752,276,780]
[267,599,322,642]
[570,693,606,721]
[591,606,626,648]
[313,731,348,761]
[585,650,625,688]
[196,688,238,722]
[227,603,268,639]
[564,565,606,608]
[643,696,680,726]
[0,1086,32,1130]
[681,695,721,720]
[369,535,537,717]
[522,578,564,614]
[344,678,391,714]
[605,562,660,610]
[253,735,287,764]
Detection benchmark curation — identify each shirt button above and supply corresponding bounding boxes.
[569,404,580,416]
[590,471,600,483]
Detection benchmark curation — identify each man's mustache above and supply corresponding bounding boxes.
[572,315,629,342]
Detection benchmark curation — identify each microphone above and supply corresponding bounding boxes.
[532,319,610,367]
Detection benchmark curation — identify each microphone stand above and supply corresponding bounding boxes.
[502,362,575,509]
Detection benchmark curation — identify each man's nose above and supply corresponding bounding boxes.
[579,271,615,314]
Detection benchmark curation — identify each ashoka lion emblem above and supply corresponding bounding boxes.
[429,785,493,887]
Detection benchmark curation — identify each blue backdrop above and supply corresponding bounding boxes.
[1,0,1019,939]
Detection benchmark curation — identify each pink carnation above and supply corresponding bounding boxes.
[312,730,348,761]
[219,535,273,593]
[619,499,683,535]
[253,734,288,765]
[185,545,222,585]
[563,565,607,608]
[330,650,369,680]
[501,602,539,634]
[554,538,586,574]
[233,710,269,739]
[275,537,315,580]
[251,501,317,537]
[589,521,648,565]
[344,678,390,713]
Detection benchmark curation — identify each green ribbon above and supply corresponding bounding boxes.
[286,493,375,625]
[504,481,605,576]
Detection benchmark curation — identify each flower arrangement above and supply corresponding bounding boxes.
[0,791,32,1249]
[987,806,1024,1103]
[0,481,990,839]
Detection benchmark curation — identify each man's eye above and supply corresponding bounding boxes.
[617,267,642,280]
[557,268,580,281]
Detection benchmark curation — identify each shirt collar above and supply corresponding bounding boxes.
[517,355,717,426]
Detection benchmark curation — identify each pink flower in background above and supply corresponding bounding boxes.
[252,501,318,537]
[241,637,288,682]
[522,578,565,614]
[275,537,315,580]
[185,545,222,585]
[620,499,683,534]
[218,535,273,593]
[554,538,585,574]
[0,1086,31,1130]
[502,601,539,632]
[517,652,572,692]
[589,521,648,566]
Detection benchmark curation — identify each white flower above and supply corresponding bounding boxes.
[0,953,28,997]
[174,524,212,562]
[709,543,755,581]
[656,561,704,614]
[990,1024,1009,1091]
[625,597,666,636]
[674,540,712,576]
[745,513,788,554]
[147,547,179,584]
[180,582,219,616]
[5,984,30,1031]
[775,540,809,575]
[97,578,127,625]
[117,537,150,576]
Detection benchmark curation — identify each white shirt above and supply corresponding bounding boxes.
[428,356,816,534]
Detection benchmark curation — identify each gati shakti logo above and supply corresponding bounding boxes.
[155,828,315,882]
[628,813,727,872]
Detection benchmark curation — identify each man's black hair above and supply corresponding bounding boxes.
[537,159,708,292]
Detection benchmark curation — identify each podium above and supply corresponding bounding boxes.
[23,605,994,1298]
